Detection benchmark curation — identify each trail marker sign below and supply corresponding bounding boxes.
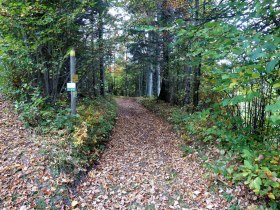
[67,83,76,92]
[72,74,79,83]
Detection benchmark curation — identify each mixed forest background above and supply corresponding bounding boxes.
[0,0,280,207]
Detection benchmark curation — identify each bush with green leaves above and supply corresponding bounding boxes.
[234,149,280,200]
[14,86,46,127]
[13,92,117,177]
[45,97,118,176]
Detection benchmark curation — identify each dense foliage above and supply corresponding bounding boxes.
[0,0,115,101]
[0,0,118,180]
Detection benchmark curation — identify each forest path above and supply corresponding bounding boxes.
[73,98,228,209]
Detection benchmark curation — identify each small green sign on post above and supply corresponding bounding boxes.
[67,83,76,92]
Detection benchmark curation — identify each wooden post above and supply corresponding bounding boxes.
[70,49,77,115]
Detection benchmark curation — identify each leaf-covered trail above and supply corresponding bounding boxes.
[73,98,228,209]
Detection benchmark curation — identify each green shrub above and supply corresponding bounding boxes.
[14,88,45,127]
[140,98,279,207]
[233,149,280,200]
[13,93,117,177]
[46,97,117,176]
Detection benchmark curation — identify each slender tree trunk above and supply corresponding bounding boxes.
[92,12,97,97]
[43,68,50,97]
[138,72,142,97]
[142,64,146,96]
[156,63,161,96]
[124,49,129,96]
[147,64,153,97]
[158,0,171,102]
[193,61,201,107]
[155,30,161,97]
[192,0,202,107]
[158,30,170,102]
[52,50,63,102]
[98,11,105,96]
[184,65,192,105]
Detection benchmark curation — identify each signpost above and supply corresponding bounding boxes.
[67,83,76,92]
[70,49,77,115]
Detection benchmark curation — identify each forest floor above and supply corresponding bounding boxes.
[0,96,258,209]
[0,95,62,209]
[71,98,231,209]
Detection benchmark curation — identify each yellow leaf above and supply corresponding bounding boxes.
[72,200,79,207]
[253,189,260,194]
[229,79,238,88]
[181,134,189,141]
[270,159,278,165]
[252,73,260,79]
[273,82,280,89]
[268,193,275,200]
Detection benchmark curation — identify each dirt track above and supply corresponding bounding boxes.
[73,98,227,209]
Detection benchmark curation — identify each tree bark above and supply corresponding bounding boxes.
[147,64,153,97]
[156,62,161,96]
[98,10,105,96]
[92,12,98,97]
[184,65,192,105]
[192,0,202,107]
[158,0,172,102]
[158,31,171,101]
[192,62,201,107]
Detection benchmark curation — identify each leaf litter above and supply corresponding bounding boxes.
[0,95,67,209]
[72,98,230,209]
[0,95,262,209]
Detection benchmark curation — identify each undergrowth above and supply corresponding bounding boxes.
[10,89,117,208]
[15,94,117,177]
[139,97,280,209]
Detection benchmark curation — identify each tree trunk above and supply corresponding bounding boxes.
[43,68,50,97]
[184,65,191,105]
[158,30,171,102]
[156,62,161,96]
[155,30,161,97]
[147,64,153,97]
[192,0,202,107]
[142,64,146,96]
[92,12,98,97]
[158,0,171,102]
[192,62,201,107]
[98,10,105,96]
[138,71,142,96]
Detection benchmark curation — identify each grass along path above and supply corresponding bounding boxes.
[72,98,229,209]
